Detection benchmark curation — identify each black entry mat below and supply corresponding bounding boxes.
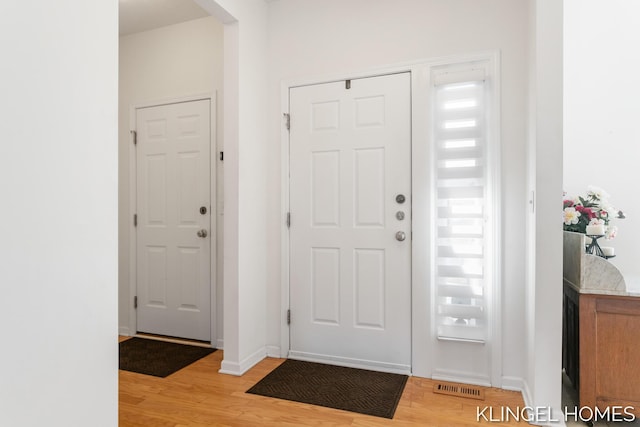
[119,337,216,377]
[246,359,408,419]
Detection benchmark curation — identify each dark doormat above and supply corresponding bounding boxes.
[246,359,408,419]
[119,337,216,378]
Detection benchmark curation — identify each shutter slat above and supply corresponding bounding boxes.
[439,304,483,319]
[438,246,483,258]
[437,265,483,279]
[438,283,484,298]
[437,207,484,219]
[437,166,483,180]
[437,324,485,342]
[437,186,483,199]
[437,146,483,160]
[433,74,488,343]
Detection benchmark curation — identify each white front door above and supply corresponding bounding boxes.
[135,99,211,342]
[289,73,411,374]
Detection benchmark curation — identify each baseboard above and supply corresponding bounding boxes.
[219,346,266,376]
[432,368,491,388]
[517,379,566,427]
[288,350,410,375]
[502,376,525,393]
[520,379,533,410]
[119,326,131,336]
[266,345,281,358]
[216,338,224,350]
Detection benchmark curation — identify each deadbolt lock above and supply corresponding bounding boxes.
[396,194,406,204]
[200,206,207,215]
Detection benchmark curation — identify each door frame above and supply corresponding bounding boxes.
[280,54,502,383]
[128,93,218,347]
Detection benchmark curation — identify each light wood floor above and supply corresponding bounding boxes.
[119,337,527,426]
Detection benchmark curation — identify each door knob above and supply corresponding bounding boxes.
[197,229,208,238]
[395,231,406,241]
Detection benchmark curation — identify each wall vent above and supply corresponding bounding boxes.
[433,381,485,400]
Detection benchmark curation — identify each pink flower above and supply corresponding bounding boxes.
[582,207,595,220]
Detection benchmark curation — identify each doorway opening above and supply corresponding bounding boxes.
[118,0,225,348]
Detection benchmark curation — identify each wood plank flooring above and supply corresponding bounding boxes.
[119,337,527,426]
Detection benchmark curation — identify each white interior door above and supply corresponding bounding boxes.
[136,99,211,342]
[289,73,411,374]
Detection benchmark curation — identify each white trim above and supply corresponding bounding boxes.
[219,346,266,376]
[128,111,137,337]
[519,380,566,427]
[488,51,503,387]
[521,379,534,413]
[432,368,491,388]
[283,50,500,90]
[128,93,218,345]
[209,92,218,349]
[134,333,214,348]
[289,351,411,376]
[119,326,132,336]
[425,52,502,385]
[215,338,224,350]
[279,82,291,359]
[130,93,215,110]
[282,66,417,375]
[502,378,567,427]
[501,375,526,393]
[280,52,503,384]
[411,63,432,378]
[266,345,281,358]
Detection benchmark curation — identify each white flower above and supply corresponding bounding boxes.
[606,225,618,240]
[603,205,617,217]
[589,218,604,226]
[587,185,610,202]
[564,207,580,225]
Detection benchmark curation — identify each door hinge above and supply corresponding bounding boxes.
[134,296,138,309]
[133,213,137,227]
[286,212,290,228]
[284,113,290,131]
[287,309,291,325]
[131,130,137,145]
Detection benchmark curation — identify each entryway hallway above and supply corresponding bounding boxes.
[119,337,526,426]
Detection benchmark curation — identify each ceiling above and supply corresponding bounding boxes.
[119,0,210,36]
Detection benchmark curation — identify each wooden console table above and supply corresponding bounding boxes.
[563,282,640,417]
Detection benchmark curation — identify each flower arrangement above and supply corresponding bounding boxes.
[563,186,624,239]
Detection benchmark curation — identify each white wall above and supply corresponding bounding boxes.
[564,0,640,282]
[118,16,225,345]
[267,0,530,384]
[0,1,118,426]
[526,0,563,422]
[196,0,270,374]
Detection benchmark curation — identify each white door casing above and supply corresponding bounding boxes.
[288,73,412,374]
[135,99,212,342]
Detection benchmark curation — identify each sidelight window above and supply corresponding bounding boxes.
[432,63,497,343]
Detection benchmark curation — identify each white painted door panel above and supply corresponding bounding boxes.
[289,73,411,374]
[136,99,211,341]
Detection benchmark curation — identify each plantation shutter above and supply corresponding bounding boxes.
[433,68,490,343]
